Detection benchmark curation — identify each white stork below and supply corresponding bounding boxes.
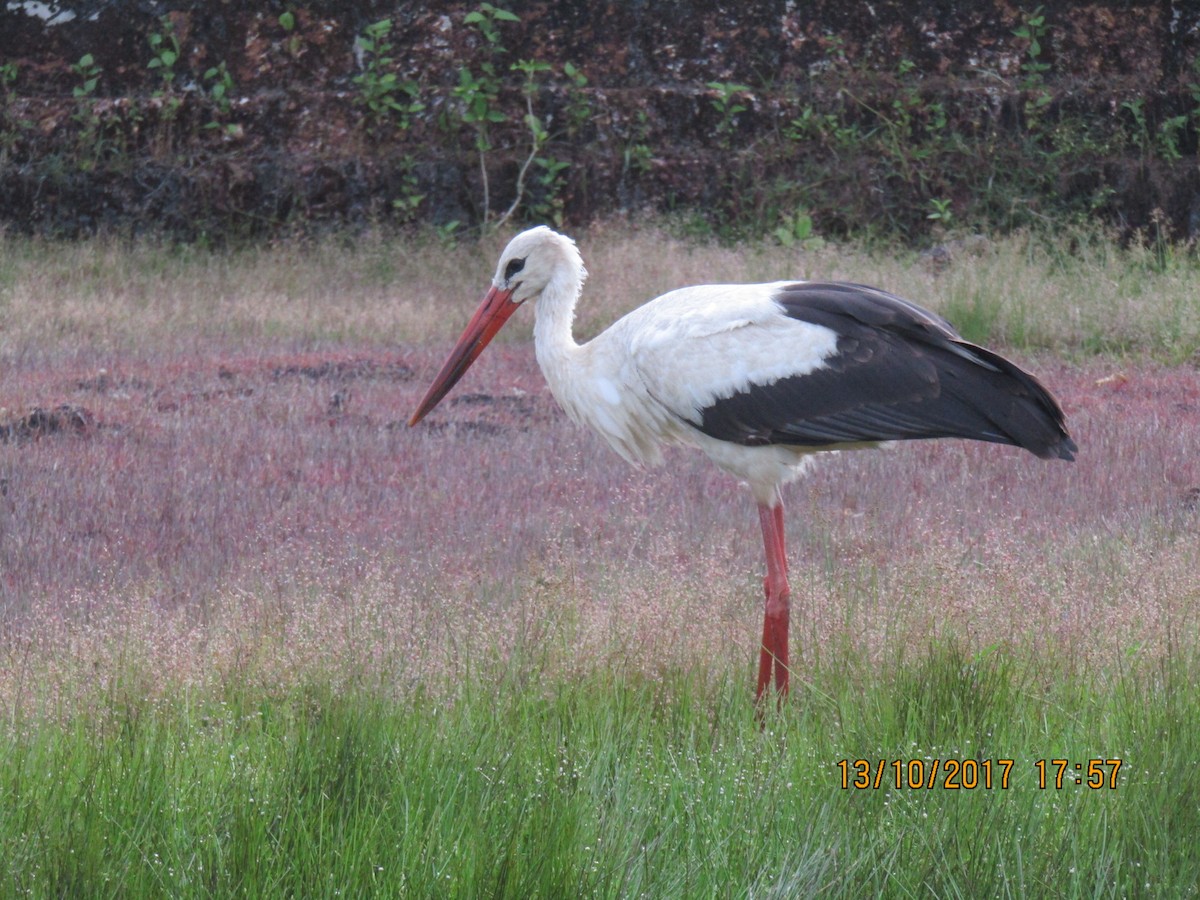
[409,226,1076,702]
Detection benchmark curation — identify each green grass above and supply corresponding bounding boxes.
[3,644,1198,898]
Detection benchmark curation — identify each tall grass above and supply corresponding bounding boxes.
[1,224,1199,896]
[4,649,1199,897]
[2,224,1200,355]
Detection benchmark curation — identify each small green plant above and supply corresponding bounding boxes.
[453,3,526,229]
[147,17,181,94]
[492,58,554,228]
[1187,57,1200,129]
[0,61,17,127]
[453,4,518,153]
[449,7,580,231]
[353,19,424,133]
[1119,97,1155,160]
[927,197,954,225]
[706,81,751,143]
[202,62,240,137]
[785,104,862,154]
[622,110,654,175]
[204,63,233,113]
[0,62,17,163]
[624,140,652,175]
[278,9,305,59]
[1156,113,1188,162]
[452,4,515,143]
[1013,7,1050,86]
[822,33,848,68]
[561,61,591,138]
[1118,96,1185,164]
[531,156,570,226]
[433,219,462,247]
[453,67,504,150]
[142,18,184,155]
[392,193,424,222]
[772,211,821,248]
[69,54,104,167]
[391,156,425,223]
[843,90,925,193]
[626,123,652,170]
[70,53,101,99]
[1013,7,1052,124]
[463,2,520,47]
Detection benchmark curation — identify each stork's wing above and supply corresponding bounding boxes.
[631,281,1076,461]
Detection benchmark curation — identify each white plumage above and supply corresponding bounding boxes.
[410,226,1076,702]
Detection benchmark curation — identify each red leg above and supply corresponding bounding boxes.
[755,498,791,704]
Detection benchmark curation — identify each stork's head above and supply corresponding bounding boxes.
[408,226,585,426]
[491,225,586,304]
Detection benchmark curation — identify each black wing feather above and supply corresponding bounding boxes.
[696,282,1077,461]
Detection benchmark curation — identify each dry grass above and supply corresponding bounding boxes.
[1,226,1199,721]
[5,224,1199,354]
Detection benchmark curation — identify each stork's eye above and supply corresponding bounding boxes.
[504,258,526,281]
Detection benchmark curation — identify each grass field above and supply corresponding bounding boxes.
[1,225,1199,896]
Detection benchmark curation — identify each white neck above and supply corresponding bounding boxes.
[532,265,585,389]
[526,253,670,469]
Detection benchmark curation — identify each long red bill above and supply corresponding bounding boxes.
[409,285,520,425]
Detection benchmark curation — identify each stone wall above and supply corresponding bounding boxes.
[1,1,1197,240]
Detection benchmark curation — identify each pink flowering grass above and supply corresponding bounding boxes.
[1,230,1199,722]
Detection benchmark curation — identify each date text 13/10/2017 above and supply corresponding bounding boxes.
[837,759,1123,790]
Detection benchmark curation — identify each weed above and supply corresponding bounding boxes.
[0,62,18,164]
[926,197,953,225]
[1013,7,1053,127]
[452,4,520,226]
[1121,97,1151,159]
[68,54,104,169]
[353,19,424,134]
[454,0,521,146]
[492,57,555,227]
[146,16,181,95]
[202,62,240,138]
[561,61,591,138]
[278,9,304,60]
[624,139,652,175]
[1013,7,1051,87]
[620,108,655,195]
[0,61,16,95]
[785,104,863,156]
[772,211,822,249]
[390,156,425,223]
[447,5,580,230]
[70,53,101,100]
[531,156,570,226]
[1156,113,1188,162]
[706,81,752,145]
[433,219,462,247]
[453,66,505,152]
[464,2,520,47]
[142,16,185,156]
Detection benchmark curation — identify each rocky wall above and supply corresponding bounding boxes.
[1,1,1198,240]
